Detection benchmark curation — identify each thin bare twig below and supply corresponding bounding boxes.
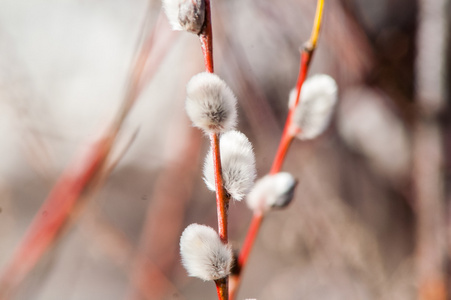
[229,1,325,298]
[126,119,202,300]
[198,1,229,299]
[0,7,174,298]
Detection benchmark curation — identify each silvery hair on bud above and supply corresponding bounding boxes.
[186,72,238,134]
[246,172,297,213]
[180,223,233,281]
[289,74,338,140]
[204,130,256,201]
[162,0,205,34]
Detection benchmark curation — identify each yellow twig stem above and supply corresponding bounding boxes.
[308,0,325,50]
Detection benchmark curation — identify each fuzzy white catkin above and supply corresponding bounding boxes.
[246,172,297,213]
[162,0,205,34]
[186,72,238,134]
[180,223,233,281]
[204,130,256,201]
[289,74,338,140]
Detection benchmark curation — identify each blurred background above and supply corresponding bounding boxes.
[0,0,449,299]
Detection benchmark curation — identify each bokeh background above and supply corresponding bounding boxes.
[0,0,449,299]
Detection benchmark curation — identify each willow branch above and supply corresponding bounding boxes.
[230,1,325,298]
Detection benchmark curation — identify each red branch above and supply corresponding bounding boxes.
[229,37,318,300]
[229,212,263,300]
[0,134,114,298]
[199,1,229,299]
[238,212,263,268]
[0,11,171,299]
[199,0,214,74]
[270,50,312,174]
[210,133,229,244]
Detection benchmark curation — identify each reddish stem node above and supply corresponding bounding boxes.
[215,278,229,300]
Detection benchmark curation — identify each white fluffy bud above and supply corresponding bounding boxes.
[162,0,205,34]
[246,172,297,213]
[204,131,256,201]
[186,72,238,134]
[289,74,338,140]
[180,224,233,281]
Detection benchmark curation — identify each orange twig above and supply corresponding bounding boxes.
[210,133,229,244]
[229,213,263,300]
[239,31,317,276]
[126,121,202,300]
[270,0,323,174]
[237,213,263,269]
[270,50,313,174]
[199,0,214,74]
[199,1,229,299]
[270,129,296,175]
[230,1,325,299]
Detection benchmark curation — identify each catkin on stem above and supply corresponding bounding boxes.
[186,72,238,134]
[204,131,256,201]
[246,172,297,213]
[289,74,338,140]
[180,224,233,281]
[162,0,206,34]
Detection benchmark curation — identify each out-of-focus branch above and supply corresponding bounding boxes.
[0,7,176,298]
[198,2,230,299]
[0,132,116,299]
[213,3,281,144]
[78,123,183,300]
[126,120,202,300]
[414,0,448,299]
[413,122,447,300]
